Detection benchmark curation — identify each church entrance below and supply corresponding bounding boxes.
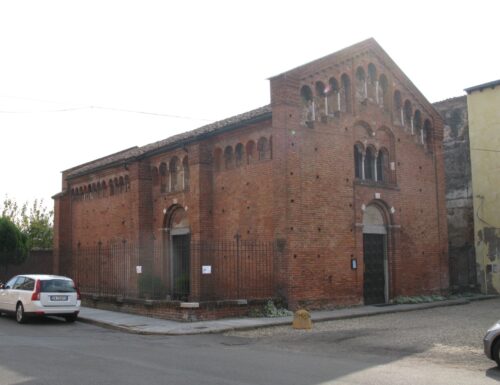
[171,233,190,300]
[362,205,388,305]
[164,206,190,301]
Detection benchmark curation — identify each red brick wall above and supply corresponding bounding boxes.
[54,42,449,312]
[270,48,448,308]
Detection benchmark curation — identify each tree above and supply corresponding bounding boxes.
[24,199,53,250]
[1,197,53,250]
[0,216,28,270]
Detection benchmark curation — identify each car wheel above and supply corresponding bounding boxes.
[493,340,500,367]
[16,303,26,324]
[64,314,78,323]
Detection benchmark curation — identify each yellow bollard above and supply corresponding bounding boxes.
[292,309,313,330]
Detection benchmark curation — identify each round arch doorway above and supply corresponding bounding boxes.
[164,206,190,300]
[362,204,388,305]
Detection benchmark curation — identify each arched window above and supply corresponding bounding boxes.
[423,119,433,150]
[300,85,314,122]
[364,147,375,180]
[376,149,385,182]
[354,144,364,179]
[315,81,326,117]
[368,63,377,101]
[182,156,189,190]
[393,90,403,125]
[159,162,167,193]
[326,77,339,115]
[124,175,130,192]
[414,110,422,139]
[235,143,244,167]
[109,180,114,196]
[378,74,389,109]
[246,141,255,164]
[214,148,222,172]
[340,74,351,113]
[170,157,180,191]
[224,146,233,170]
[404,100,412,131]
[356,67,367,102]
[102,181,107,197]
[377,148,390,183]
[118,176,124,193]
[257,137,270,160]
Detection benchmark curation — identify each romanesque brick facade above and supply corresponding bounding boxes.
[53,39,449,311]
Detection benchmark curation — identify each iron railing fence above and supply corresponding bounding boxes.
[60,239,276,302]
[193,240,275,301]
[72,242,139,298]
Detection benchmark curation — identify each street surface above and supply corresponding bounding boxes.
[0,298,499,385]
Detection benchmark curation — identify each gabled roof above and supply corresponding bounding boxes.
[65,105,272,179]
[64,38,439,180]
[272,38,440,120]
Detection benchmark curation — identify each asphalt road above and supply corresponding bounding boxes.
[1,299,500,385]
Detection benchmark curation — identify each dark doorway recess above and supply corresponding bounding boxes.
[363,233,386,305]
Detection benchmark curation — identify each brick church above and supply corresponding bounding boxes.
[53,38,449,312]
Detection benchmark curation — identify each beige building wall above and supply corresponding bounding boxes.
[466,80,500,294]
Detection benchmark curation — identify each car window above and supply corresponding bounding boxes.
[5,276,18,289]
[19,278,35,291]
[40,279,76,293]
[12,277,26,290]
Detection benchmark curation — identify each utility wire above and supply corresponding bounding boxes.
[0,95,215,122]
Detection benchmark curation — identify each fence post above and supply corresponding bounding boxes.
[98,241,102,296]
[234,233,241,299]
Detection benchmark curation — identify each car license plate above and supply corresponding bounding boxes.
[50,295,68,301]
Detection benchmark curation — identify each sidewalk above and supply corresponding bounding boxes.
[78,295,497,335]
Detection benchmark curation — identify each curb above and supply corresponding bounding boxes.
[76,295,499,336]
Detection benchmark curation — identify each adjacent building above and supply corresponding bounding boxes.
[53,38,449,315]
[465,80,500,294]
[433,96,476,291]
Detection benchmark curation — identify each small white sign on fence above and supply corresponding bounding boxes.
[202,265,212,274]
[136,265,142,274]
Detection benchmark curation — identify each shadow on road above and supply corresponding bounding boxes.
[486,367,500,380]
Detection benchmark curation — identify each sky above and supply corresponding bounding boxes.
[0,0,498,210]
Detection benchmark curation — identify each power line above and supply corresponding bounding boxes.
[89,105,214,121]
[0,95,215,122]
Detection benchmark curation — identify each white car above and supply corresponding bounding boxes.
[484,320,500,366]
[0,274,81,323]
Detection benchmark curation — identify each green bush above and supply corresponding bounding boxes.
[0,216,28,270]
[249,300,293,318]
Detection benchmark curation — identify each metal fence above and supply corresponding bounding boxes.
[194,240,275,301]
[72,242,139,298]
[66,239,276,302]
